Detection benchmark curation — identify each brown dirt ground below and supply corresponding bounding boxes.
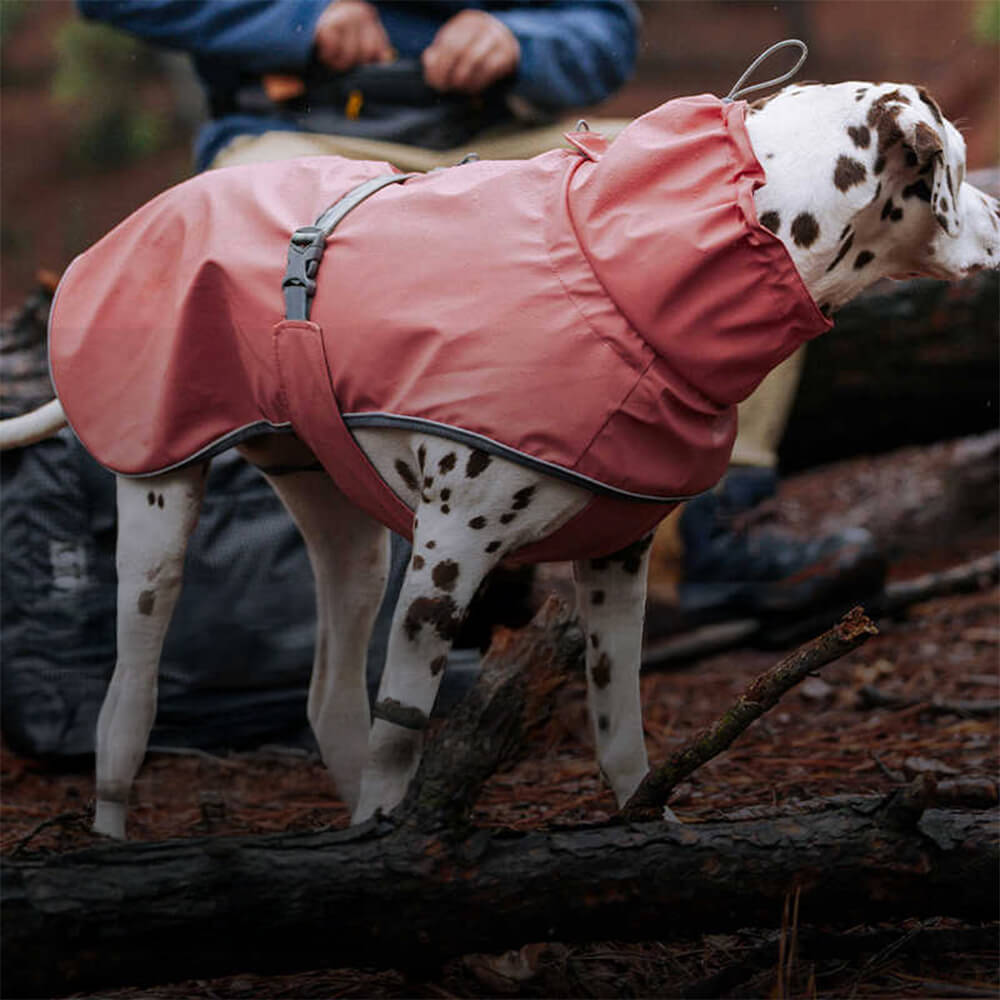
[3,440,998,999]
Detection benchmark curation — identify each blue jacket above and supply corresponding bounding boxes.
[77,1,639,170]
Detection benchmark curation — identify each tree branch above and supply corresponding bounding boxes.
[623,607,879,818]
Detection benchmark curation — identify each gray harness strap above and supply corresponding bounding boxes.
[282,172,418,321]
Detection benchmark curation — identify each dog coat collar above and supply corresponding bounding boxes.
[49,95,832,561]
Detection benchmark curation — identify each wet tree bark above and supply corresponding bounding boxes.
[780,269,999,471]
[4,793,996,997]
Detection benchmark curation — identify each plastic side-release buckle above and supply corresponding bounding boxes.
[282,225,327,322]
[563,129,608,162]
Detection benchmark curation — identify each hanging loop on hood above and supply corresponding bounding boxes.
[724,39,808,103]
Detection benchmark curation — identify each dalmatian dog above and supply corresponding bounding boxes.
[2,82,997,840]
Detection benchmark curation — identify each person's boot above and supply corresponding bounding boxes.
[658,467,886,646]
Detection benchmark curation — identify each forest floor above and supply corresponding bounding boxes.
[3,435,998,999]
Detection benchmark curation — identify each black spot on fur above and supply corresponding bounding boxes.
[935,212,949,230]
[834,156,867,192]
[591,653,612,689]
[591,590,605,606]
[417,444,427,471]
[468,516,487,530]
[466,450,492,478]
[438,453,457,474]
[147,492,156,506]
[441,488,451,502]
[902,179,932,202]
[598,714,609,732]
[500,513,516,524]
[847,124,871,149]
[485,541,502,553]
[938,195,949,214]
[759,211,780,234]
[412,554,425,571]
[826,232,855,273]
[430,655,447,676]
[395,460,419,491]
[138,590,155,616]
[590,633,600,648]
[426,540,436,549]
[854,250,875,269]
[881,198,896,221]
[591,535,654,576]
[423,476,433,489]
[440,504,450,515]
[432,560,460,592]
[403,594,462,642]
[917,87,944,126]
[512,485,536,510]
[874,155,886,175]
[791,212,820,248]
[866,91,907,152]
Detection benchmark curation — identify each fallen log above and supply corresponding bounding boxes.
[3,792,995,997]
[780,269,999,471]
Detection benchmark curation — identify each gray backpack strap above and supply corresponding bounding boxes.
[283,172,418,321]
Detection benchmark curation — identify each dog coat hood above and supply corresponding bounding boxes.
[49,95,831,561]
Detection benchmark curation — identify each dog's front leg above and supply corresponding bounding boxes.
[573,534,658,813]
[352,513,505,824]
[94,466,207,838]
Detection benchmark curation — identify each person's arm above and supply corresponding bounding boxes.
[76,0,330,72]
[490,1,640,109]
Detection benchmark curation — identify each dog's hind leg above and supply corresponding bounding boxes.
[93,464,208,838]
[261,468,390,814]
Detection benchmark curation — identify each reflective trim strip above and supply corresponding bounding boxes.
[88,422,295,479]
[343,412,695,504]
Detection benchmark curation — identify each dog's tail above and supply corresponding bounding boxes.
[0,399,68,449]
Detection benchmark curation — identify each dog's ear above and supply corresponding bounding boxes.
[907,92,963,237]
[868,86,963,237]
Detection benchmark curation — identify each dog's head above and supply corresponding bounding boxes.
[746,81,999,313]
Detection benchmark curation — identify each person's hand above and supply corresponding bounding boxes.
[422,10,520,94]
[313,0,393,73]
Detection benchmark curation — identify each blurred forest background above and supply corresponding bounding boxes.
[1,0,998,311]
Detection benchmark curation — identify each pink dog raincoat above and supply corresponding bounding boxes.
[49,95,831,562]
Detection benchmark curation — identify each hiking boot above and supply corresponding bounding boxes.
[663,467,886,645]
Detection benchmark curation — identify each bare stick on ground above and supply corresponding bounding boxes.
[623,607,879,819]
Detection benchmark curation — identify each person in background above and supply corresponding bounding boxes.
[78,0,640,171]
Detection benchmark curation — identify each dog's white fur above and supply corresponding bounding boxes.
[2,83,997,839]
